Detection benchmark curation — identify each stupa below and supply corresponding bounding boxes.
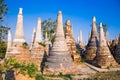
[95,23,117,68]
[13,8,25,46]
[45,11,73,69]
[85,16,98,61]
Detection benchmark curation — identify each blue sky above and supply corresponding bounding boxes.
[4,0,120,44]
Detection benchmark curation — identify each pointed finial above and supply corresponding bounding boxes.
[92,16,96,22]
[100,22,102,28]
[58,11,62,14]
[19,8,23,14]
[66,20,71,26]
[38,17,41,21]
[38,17,41,24]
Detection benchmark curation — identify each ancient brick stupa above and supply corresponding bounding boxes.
[30,18,44,65]
[77,30,85,49]
[114,34,120,64]
[85,16,98,61]
[65,20,79,61]
[5,8,30,62]
[13,8,25,46]
[29,28,36,50]
[95,23,117,68]
[34,18,42,47]
[45,11,73,69]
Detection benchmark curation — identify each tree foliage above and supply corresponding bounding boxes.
[0,25,10,42]
[0,0,8,21]
[42,18,57,43]
[0,42,6,58]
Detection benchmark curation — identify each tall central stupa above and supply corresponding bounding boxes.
[46,11,73,69]
[13,8,25,46]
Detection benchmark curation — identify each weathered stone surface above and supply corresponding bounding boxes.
[29,28,36,50]
[13,8,25,46]
[78,30,84,48]
[85,16,98,61]
[6,47,30,62]
[34,18,42,47]
[95,23,117,68]
[110,38,119,57]
[65,20,80,61]
[30,45,45,69]
[45,11,73,70]
[114,34,120,64]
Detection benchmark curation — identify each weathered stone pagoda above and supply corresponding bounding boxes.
[30,18,44,66]
[77,30,85,49]
[29,28,36,50]
[45,11,73,69]
[6,30,12,51]
[65,20,80,61]
[34,18,42,47]
[114,34,120,64]
[6,8,28,59]
[85,16,98,61]
[13,8,25,46]
[95,23,117,68]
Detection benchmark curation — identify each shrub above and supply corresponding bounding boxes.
[35,74,44,80]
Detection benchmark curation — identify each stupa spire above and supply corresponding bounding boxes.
[13,8,25,46]
[85,16,98,61]
[45,11,73,69]
[7,30,12,50]
[34,18,42,47]
[95,23,117,68]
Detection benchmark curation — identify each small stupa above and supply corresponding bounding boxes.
[114,34,120,64]
[95,23,117,68]
[13,8,25,46]
[85,16,98,61]
[45,11,73,69]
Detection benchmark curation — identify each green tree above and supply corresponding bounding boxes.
[0,0,8,21]
[0,25,10,42]
[97,23,108,38]
[0,0,9,58]
[42,18,57,43]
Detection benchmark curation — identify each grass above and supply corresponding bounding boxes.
[89,71,120,80]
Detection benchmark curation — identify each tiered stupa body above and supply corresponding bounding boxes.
[13,8,25,46]
[85,16,98,61]
[46,11,73,69]
[114,34,120,64]
[95,23,117,68]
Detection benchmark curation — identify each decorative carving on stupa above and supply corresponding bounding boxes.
[45,11,73,70]
[85,16,98,61]
[13,8,25,46]
[65,20,80,61]
[95,23,117,68]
